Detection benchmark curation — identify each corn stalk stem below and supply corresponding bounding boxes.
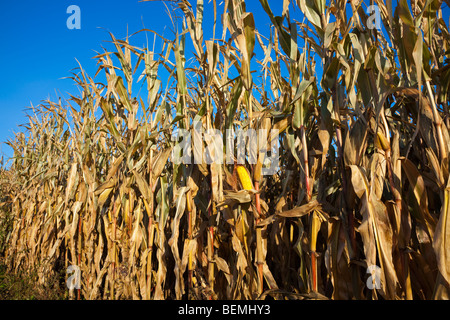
[187,192,193,294]
[207,190,215,299]
[207,224,214,298]
[426,80,447,162]
[404,253,413,300]
[381,133,412,300]
[386,149,402,215]
[64,236,68,298]
[370,68,413,299]
[332,88,357,257]
[111,206,117,300]
[300,125,311,201]
[77,215,82,300]
[254,181,264,296]
[146,149,154,299]
[380,110,403,217]
[311,251,317,292]
[146,218,155,299]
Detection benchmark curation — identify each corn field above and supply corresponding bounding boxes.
[0,0,450,300]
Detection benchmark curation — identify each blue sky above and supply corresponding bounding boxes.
[0,1,449,161]
[0,0,284,160]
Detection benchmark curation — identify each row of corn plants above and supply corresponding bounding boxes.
[0,0,449,299]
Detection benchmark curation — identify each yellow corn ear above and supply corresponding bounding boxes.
[124,197,130,225]
[188,251,193,271]
[186,193,192,212]
[98,187,113,206]
[377,131,390,152]
[310,210,321,252]
[254,157,263,183]
[143,198,151,218]
[236,165,253,190]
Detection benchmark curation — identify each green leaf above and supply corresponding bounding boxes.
[401,158,437,238]
[398,0,414,27]
[299,0,322,29]
[349,33,365,64]
[291,79,313,105]
[226,79,243,129]
[314,0,325,15]
[258,0,292,56]
[174,37,187,96]
[433,179,450,286]
[324,22,335,49]
[357,68,372,107]
[321,57,340,92]
[242,12,255,62]
[115,76,132,112]
[412,30,423,95]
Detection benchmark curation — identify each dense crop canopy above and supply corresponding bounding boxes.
[1,0,450,300]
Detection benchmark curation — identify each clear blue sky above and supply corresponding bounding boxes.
[0,1,448,161]
[0,0,284,160]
